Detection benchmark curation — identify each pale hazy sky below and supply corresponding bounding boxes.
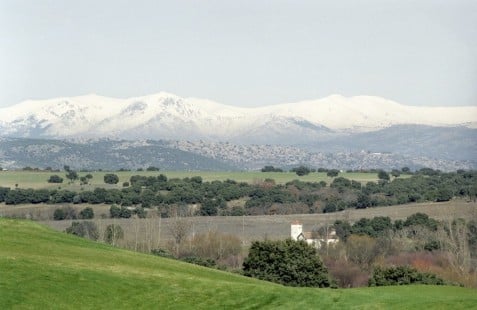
[1,0,476,108]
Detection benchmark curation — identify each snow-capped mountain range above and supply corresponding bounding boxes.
[0,92,476,143]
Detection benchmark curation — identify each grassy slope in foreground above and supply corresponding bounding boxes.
[1,219,476,310]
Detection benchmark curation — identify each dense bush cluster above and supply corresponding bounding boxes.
[243,239,331,287]
[334,213,454,243]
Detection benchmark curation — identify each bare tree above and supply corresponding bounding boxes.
[133,216,140,251]
[437,219,471,274]
[168,217,191,255]
[345,235,378,270]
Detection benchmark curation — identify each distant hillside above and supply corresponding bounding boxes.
[0,138,236,171]
[2,218,477,309]
[1,137,475,171]
[309,125,477,161]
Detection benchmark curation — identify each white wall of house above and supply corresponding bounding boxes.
[291,223,303,240]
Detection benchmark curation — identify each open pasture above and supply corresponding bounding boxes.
[0,170,382,190]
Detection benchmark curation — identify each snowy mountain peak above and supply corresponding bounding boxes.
[0,92,476,142]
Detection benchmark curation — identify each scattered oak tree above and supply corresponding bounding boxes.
[65,170,78,183]
[326,169,340,177]
[378,170,390,182]
[47,175,63,183]
[291,166,311,176]
[261,166,283,172]
[79,207,94,219]
[104,173,119,184]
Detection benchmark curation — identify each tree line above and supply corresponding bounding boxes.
[1,169,476,218]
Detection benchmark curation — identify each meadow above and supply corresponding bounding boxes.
[1,218,477,309]
[0,170,381,189]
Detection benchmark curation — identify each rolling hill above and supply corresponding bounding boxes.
[1,218,477,309]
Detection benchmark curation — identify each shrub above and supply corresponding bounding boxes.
[181,256,217,268]
[243,239,330,287]
[151,248,174,258]
[146,166,160,171]
[369,265,446,286]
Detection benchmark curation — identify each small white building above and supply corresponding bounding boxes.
[290,221,339,248]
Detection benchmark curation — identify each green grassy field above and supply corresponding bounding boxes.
[0,170,381,189]
[1,218,477,309]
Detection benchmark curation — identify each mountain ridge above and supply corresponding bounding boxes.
[1,92,476,142]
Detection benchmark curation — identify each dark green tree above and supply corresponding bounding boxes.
[0,187,10,203]
[261,166,283,172]
[53,208,66,220]
[242,239,330,287]
[79,207,94,219]
[404,213,438,231]
[436,186,453,202]
[110,204,121,218]
[47,175,63,183]
[104,173,119,184]
[291,166,311,176]
[326,169,340,177]
[65,170,78,183]
[391,169,401,178]
[378,170,390,181]
[53,207,77,220]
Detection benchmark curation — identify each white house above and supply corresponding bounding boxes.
[290,221,339,248]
